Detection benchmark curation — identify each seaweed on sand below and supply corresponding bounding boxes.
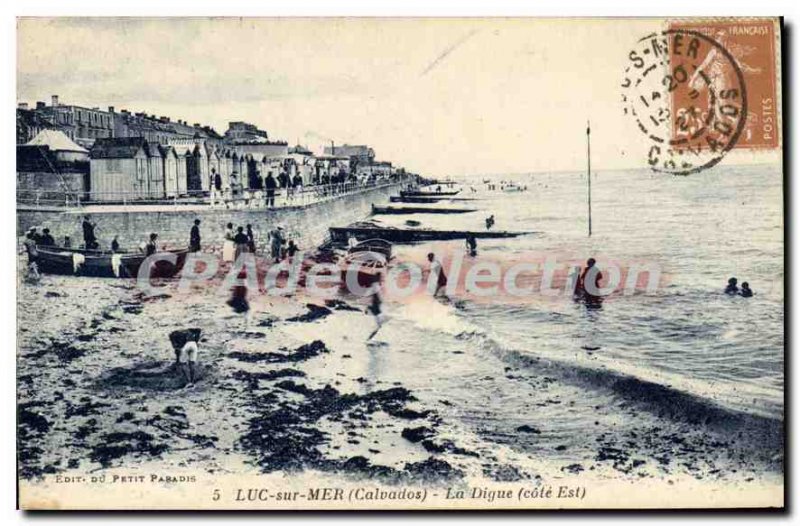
[285,304,332,323]
[228,340,329,364]
[89,431,169,467]
[240,382,422,473]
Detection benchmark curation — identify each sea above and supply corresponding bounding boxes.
[352,163,783,473]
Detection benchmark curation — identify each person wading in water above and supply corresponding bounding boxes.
[574,258,604,306]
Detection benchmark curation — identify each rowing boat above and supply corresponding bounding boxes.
[32,246,190,278]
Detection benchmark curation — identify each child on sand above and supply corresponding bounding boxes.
[169,328,202,386]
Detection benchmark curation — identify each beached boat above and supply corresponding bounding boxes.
[346,238,392,260]
[33,246,190,278]
[340,239,392,287]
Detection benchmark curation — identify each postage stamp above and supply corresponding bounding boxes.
[669,18,780,150]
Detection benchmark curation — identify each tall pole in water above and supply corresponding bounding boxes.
[587,120,592,237]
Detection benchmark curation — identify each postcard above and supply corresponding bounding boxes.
[16,16,784,510]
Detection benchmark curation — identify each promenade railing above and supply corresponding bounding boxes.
[17,177,413,211]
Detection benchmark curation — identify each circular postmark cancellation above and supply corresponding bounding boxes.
[621,29,748,175]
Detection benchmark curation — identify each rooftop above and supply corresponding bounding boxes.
[91,137,148,159]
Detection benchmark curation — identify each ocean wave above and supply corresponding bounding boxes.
[451,329,783,447]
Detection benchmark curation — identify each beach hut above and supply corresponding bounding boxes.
[222,149,234,188]
[146,142,165,198]
[89,137,149,201]
[159,145,179,197]
[170,143,194,196]
[193,142,209,192]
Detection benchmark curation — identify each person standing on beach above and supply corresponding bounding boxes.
[223,223,235,262]
[427,252,447,297]
[227,269,251,331]
[465,234,477,257]
[23,230,38,265]
[39,228,55,246]
[270,226,284,263]
[293,173,303,195]
[367,289,384,340]
[145,233,158,256]
[264,173,277,208]
[233,226,249,259]
[286,239,299,261]
[246,224,257,254]
[190,219,202,252]
[82,215,98,249]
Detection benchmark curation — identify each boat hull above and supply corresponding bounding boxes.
[33,247,190,278]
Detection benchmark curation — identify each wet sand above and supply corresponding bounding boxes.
[17,257,783,500]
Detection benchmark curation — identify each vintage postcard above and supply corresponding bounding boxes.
[16,17,784,510]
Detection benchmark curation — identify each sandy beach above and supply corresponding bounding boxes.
[17,249,783,509]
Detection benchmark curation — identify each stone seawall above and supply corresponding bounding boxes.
[18,183,401,253]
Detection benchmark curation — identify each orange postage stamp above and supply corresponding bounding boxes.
[669,18,780,151]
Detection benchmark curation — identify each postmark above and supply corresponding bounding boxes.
[622,28,748,175]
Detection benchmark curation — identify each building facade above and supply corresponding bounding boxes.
[223,121,269,143]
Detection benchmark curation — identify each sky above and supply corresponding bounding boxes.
[17,17,779,177]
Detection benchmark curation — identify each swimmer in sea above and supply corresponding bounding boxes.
[740,282,753,298]
[724,277,739,295]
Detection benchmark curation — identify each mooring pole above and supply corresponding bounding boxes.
[587,120,592,237]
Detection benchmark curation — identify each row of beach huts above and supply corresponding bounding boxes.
[18,130,399,203]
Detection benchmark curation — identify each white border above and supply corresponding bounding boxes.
[3,1,795,524]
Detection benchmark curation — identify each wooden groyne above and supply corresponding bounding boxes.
[371,205,477,215]
[389,196,477,203]
[329,226,534,244]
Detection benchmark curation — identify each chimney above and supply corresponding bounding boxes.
[194,123,200,127]
[108,106,115,113]
[51,95,59,106]
[17,102,28,109]
[36,101,46,110]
